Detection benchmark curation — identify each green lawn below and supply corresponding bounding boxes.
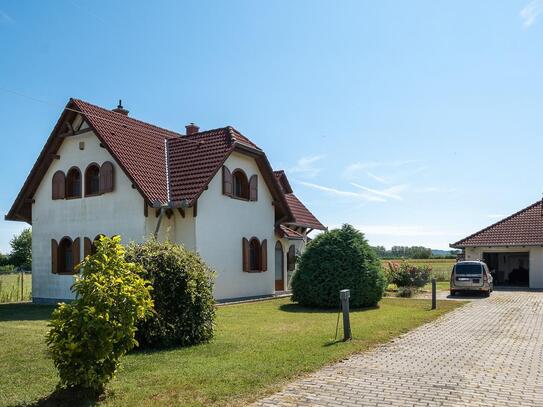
[0,273,32,303]
[0,297,464,407]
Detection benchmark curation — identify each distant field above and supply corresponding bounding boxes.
[381,258,455,281]
[0,273,32,303]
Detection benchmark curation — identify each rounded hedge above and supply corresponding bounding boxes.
[126,239,216,349]
[291,224,386,308]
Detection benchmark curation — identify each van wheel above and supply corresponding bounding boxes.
[483,291,490,298]
[450,290,456,297]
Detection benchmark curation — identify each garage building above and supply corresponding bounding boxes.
[451,200,543,288]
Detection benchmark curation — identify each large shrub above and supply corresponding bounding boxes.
[386,261,432,288]
[126,239,216,349]
[291,224,386,308]
[46,236,153,393]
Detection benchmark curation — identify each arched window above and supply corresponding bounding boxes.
[65,167,82,198]
[242,237,268,272]
[249,238,260,271]
[232,169,249,200]
[58,237,73,274]
[52,170,66,200]
[85,163,100,196]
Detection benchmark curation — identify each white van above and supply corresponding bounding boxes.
[450,261,493,297]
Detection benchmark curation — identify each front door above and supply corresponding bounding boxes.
[275,241,284,291]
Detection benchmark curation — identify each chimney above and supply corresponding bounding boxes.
[185,122,200,135]
[112,99,129,116]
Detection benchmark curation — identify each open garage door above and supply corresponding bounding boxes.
[483,252,529,287]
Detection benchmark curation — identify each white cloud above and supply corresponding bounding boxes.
[521,0,543,28]
[416,186,457,193]
[343,160,418,178]
[299,181,386,202]
[350,182,408,201]
[0,9,14,25]
[365,171,389,184]
[289,155,325,178]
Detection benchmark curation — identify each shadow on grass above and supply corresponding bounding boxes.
[279,303,379,314]
[15,387,105,407]
[0,303,55,322]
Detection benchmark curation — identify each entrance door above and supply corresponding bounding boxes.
[275,241,284,291]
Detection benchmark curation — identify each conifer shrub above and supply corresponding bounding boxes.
[126,239,216,349]
[46,236,153,393]
[291,224,386,308]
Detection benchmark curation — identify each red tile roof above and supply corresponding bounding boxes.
[273,170,325,230]
[284,193,326,230]
[277,224,304,240]
[5,98,297,224]
[72,99,178,204]
[451,200,543,248]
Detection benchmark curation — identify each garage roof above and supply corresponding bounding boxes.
[451,200,543,248]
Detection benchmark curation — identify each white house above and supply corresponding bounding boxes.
[451,199,543,289]
[6,98,325,303]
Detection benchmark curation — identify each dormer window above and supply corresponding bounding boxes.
[233,169,249,200]
[65,167,82,198]
[222,166,258,201]
[85,163,100,196]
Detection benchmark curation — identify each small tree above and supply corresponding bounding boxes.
[10,228,31,270]
[386,261,432,288]
[46,236,153,394]
[126,239,216,349]
[291,224,386,308]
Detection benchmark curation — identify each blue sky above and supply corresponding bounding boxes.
[1,0,543,253]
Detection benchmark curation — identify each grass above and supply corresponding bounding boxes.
[0,297,464,407]
[0,273,32,303]
[381,258,455,281]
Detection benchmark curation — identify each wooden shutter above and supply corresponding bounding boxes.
[261,239,267,272]
[287,245,296,271]
[100,161,114,193]
[242,237,250,272]
[249,175,258,201]
[72,237,80,273]
[84,237,92,258]
[52,171,65,200]
[222,166,233,196]
[51,239,58,274]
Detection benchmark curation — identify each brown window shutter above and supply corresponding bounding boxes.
[222,166,233,196]
[261,239,267,272]
[249,175,258,201]
[287,245,296,271]
[242,237,250,272]
[72,237,80,273]
[52,171,65,200]
[51,239,58,274]
[84,237,92,258]
[100,161,114,193]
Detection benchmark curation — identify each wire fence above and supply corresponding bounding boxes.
[0,272,32,303]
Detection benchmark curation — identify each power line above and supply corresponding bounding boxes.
[0,86,204,145]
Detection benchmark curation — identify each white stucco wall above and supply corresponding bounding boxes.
[276,237,305,289]
[194,152,276,300]
[31,129,147,301]
[464,246,543,289]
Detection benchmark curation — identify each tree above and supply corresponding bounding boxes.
[291,224,386,308]
[10,228,31,270]
[46,236,153,393]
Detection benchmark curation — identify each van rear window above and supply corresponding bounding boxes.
[455,264,482,275]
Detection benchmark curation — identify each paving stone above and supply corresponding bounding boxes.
[252,291,543,406]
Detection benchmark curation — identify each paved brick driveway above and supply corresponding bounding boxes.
[253,291,543,406]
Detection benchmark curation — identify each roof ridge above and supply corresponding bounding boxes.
[451,199,542,247]
[71,98,182,140]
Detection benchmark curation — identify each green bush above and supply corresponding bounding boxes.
[386,261,432,288]
[46,236,153,393]
[126,239,216,349]
[291,224,386,308]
